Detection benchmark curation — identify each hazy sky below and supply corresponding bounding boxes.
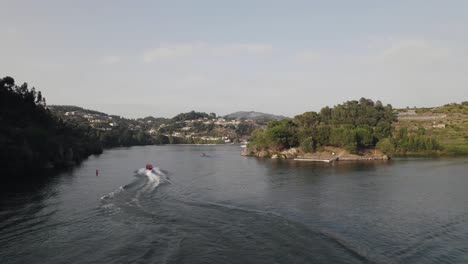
[1,0,467,118]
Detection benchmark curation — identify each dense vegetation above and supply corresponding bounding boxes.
[0,76,103,174]
[380,127,441,155]
[248,98,444,155]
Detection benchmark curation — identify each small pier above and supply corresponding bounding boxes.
[294,157,338,163]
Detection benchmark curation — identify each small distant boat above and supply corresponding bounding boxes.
[240,142,248,148]
[146,164,153,170]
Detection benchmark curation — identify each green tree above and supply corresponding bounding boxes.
[376,138,395,155]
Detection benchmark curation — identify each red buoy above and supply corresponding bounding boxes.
[146,164,153,170]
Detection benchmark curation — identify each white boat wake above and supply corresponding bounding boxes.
[100,166,169,213]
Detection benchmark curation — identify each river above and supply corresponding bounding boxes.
[1,145,467,263]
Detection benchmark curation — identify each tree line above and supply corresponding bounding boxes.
[0,76,103,174]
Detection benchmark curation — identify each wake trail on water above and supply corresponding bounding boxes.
[100,166,170,213]
[97,167,379,264]
[172,196,379,263]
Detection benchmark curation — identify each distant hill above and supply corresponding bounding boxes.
[49,107,263,144]
[224,111,288,121]
[172,110,214,122]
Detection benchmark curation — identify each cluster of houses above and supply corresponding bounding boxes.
[154,118,251,143]
[167,132,231,143]
[63,111,120,131]
[53,107,258,144]
[175,117,241,126]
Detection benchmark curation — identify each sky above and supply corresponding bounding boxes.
[1,0,467,118]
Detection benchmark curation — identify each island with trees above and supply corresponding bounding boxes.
[243,98,467,161]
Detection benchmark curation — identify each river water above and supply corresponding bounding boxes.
[1,145,467,264]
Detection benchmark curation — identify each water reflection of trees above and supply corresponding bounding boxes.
[255,157,393,188]
[0,167,79,242]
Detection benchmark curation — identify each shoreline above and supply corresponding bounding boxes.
[242,146,390,161]
[294,158,335,163]
[293,156,389,162]
[163,143,225,146]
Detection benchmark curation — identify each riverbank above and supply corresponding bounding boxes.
[164,143,225,146]
[241,146,390,161]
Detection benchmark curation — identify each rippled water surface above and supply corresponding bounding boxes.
[1,145,467,263]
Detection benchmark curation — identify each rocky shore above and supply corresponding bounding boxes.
[241,146,389,161]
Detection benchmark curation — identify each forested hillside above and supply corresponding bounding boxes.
[51,105,156,147]
[51,108,262,145]
[0,76,103,174]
